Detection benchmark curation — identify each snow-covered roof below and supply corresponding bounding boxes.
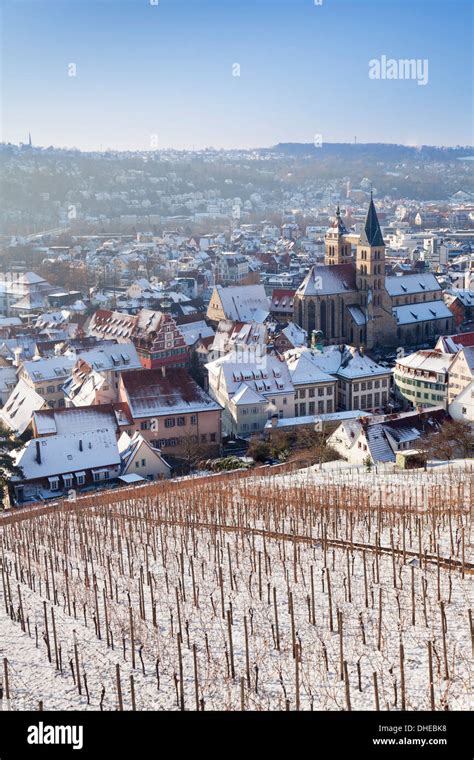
[395,350,454,374]
[34,406,119,437]
[385,272,441,297]
[435,331,474,353]
[10,292,49,311]
[446,289,474,308]
[347,305,367,327]
[232,384,267,406]
[281,322,307,348]
[121,369,222,418]
[264,409,372,429]
[22,355,75,383]
[178,320,214,347]
[0,379,46,435]
[0,366,18,395]
[283,345,344,376]
[19,272,47,285]
[35,311,71,328]
[285,351,335,385]
[63,369,105,407]
[206,351,294,398]
[296,264,356,297]
[118,431,171,474]
[337,349,390,380]
[214,284,270,322]
[393,300,453,325]
[13,428,120,480]
[210,320,267,356]
[77,342,141,372]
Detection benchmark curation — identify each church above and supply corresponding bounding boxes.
[293,196,454,351]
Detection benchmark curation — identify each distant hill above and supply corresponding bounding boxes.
[268,142,473,161]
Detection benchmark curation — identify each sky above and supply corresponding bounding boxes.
[1,0,472,151]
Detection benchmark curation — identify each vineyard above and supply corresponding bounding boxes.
[0,463,472,711]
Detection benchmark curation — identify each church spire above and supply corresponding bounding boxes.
[359,194,384,247]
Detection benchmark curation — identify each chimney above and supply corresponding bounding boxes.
[13,347,23,368]
[35,440,41,464]
[79,439,83,452]
[161,364,166,378]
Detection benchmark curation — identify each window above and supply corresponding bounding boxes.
[190,415,197,425]
[136,461,140,468]
[318,401,324,414]
[47,385,55,394]
[252,407,257,414]
[48,478,59,491]
[309,402,315,414]
[63,475,73,489]
[318,388,324,397]
[200,434,207,443]
[326,400,333,413]
[283,398,287,405]
[309,388,315,398]
[242,408,248,415]
[299,403,306,415]
[141,421,149,431]
[76,474,85,486]
[177,417,186,426]
[210,433,216,442]
[165,418,175,428]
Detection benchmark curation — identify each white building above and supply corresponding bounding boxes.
[206,351,294,437]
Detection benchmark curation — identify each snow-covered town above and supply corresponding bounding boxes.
[0,193,472,507]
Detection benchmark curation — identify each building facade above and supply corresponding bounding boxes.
[294,198,454,350]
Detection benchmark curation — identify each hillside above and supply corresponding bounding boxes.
[0,462,472,711]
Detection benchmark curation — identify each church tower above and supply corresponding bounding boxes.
[324,206,352,266]
[356,193,394,348]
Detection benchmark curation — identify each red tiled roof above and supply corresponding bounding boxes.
[448,331,474,347]
[121,369,220,414]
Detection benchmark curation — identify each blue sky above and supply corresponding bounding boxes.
[1,0,472,150]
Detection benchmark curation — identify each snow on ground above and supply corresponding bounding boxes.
[0,463,471,712]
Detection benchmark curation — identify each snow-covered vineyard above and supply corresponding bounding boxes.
[0,463,472,711]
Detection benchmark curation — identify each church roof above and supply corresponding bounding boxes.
[296,263,357,297]
[359,195,384,248]
[385,272,441,297]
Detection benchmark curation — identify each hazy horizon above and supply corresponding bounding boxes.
[4,139,474,153]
